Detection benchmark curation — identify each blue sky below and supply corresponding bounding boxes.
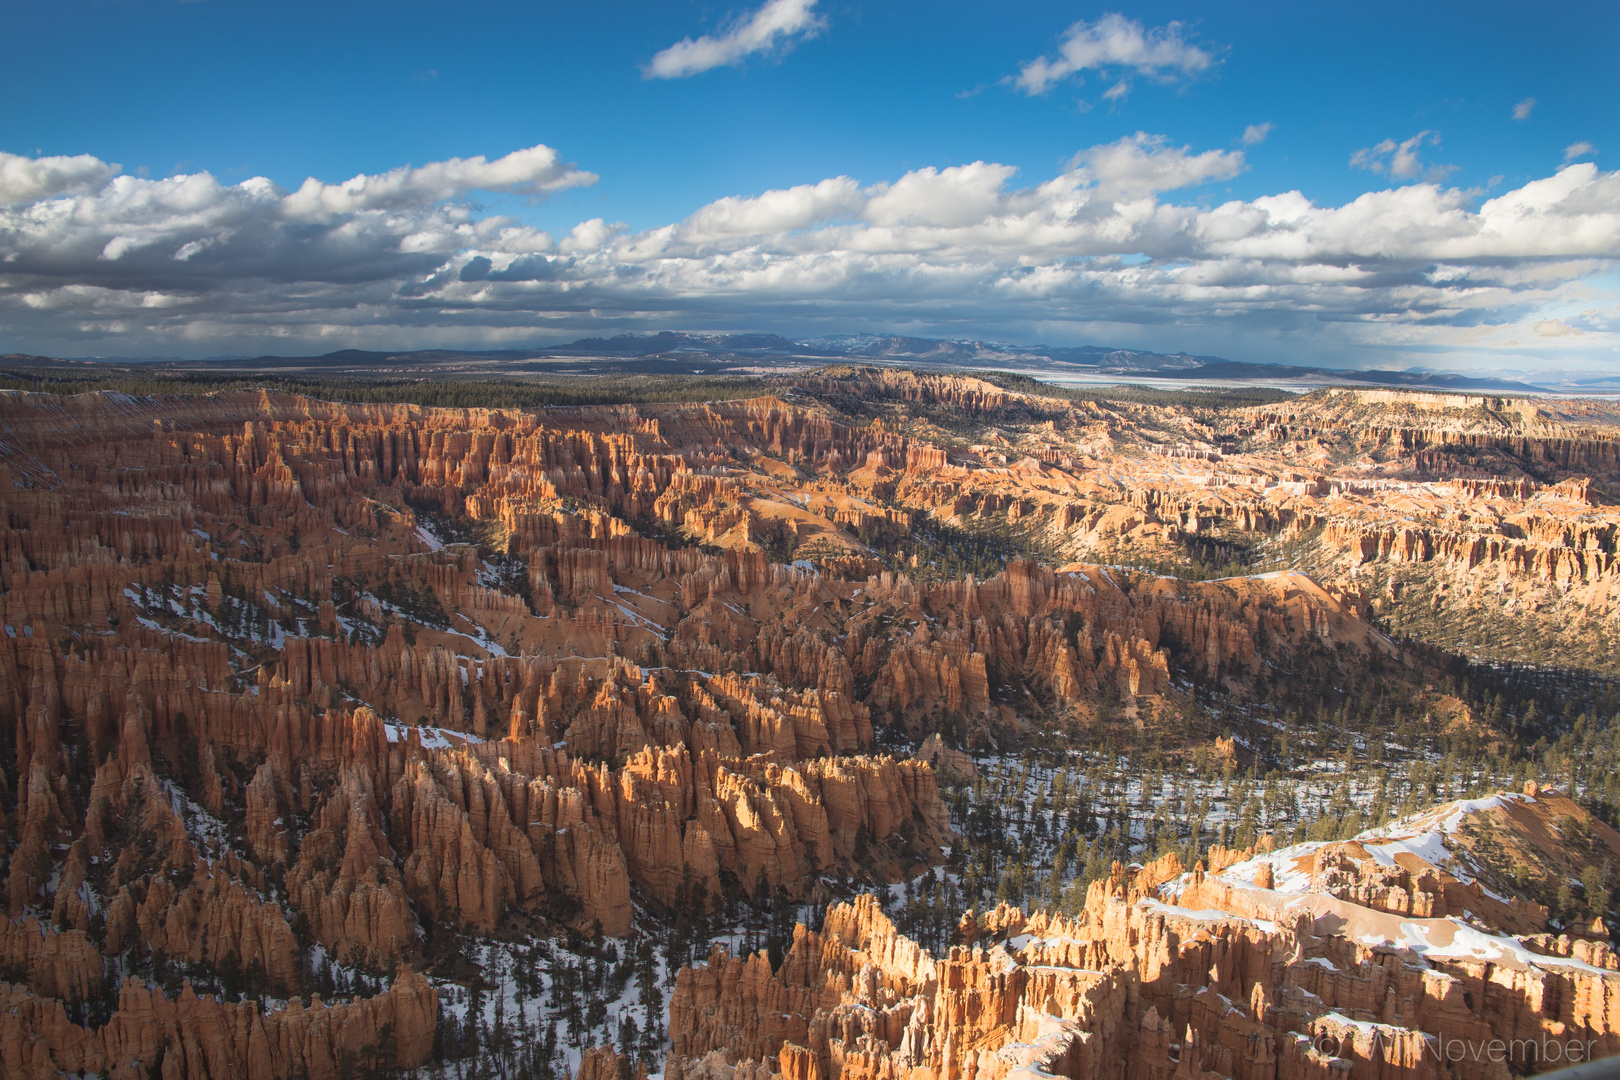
[3,0,1618,373]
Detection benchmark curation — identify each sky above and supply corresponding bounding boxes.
[2,0,1618,375]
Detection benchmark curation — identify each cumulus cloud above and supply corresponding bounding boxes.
[1072,133,1244,201]
[557,218,623,255]
[1566,141,1597,161]
[1241,123,1273,147]
[645,0,824,79]
[1014,13,1216,96]
[863,162,1018,227]
[281,144,595,217]
[1350,131,1455,181]
[1513,97,1536,121]
[3,137,1620,370]
[0,151,122,204]
[1533,319,1582,337]
[684,177,862,239]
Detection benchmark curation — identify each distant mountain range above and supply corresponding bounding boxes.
[540,332,1545,391]
[15,332,1548,393]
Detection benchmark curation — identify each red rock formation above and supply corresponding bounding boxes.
[0,918,103,1002]
[664,790,1620,1080]
[577,1045,636,1080]
[285,767,416,967]
[0,966,436,1080]
[0,375,1545,1080]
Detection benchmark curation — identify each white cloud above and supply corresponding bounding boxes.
[557,218,622,255]
[1241,123,1273,147]
[0,151,121,204]
[1513,98,1536,121]
[1565,141,1597,161]
[684,177,863,241]
[173,236,219,262]
[281,144,594,218]
[1072,133,1244,201]
[3,138,1620,372]
[645,0,824,79]
[1350,131,1455,182]
[864,163,1018,227]
[1533,319,1582,337]
[1014,13,1216,96]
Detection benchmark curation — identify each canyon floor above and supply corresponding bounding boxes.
[0,367,1616,1080]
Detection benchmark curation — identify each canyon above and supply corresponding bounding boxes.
[0,368,1614,1079]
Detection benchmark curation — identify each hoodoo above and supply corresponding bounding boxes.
[0,371,1614,1078]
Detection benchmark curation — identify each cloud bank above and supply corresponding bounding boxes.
[1,151,122,204]
[2,135,1619,370]
[645,0,824,79]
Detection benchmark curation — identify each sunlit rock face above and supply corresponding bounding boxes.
[666,787,1620,1080]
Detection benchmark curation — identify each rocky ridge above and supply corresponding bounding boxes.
[665,784,1620,1080]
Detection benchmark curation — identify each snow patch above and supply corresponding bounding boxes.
[415,524,444,551]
